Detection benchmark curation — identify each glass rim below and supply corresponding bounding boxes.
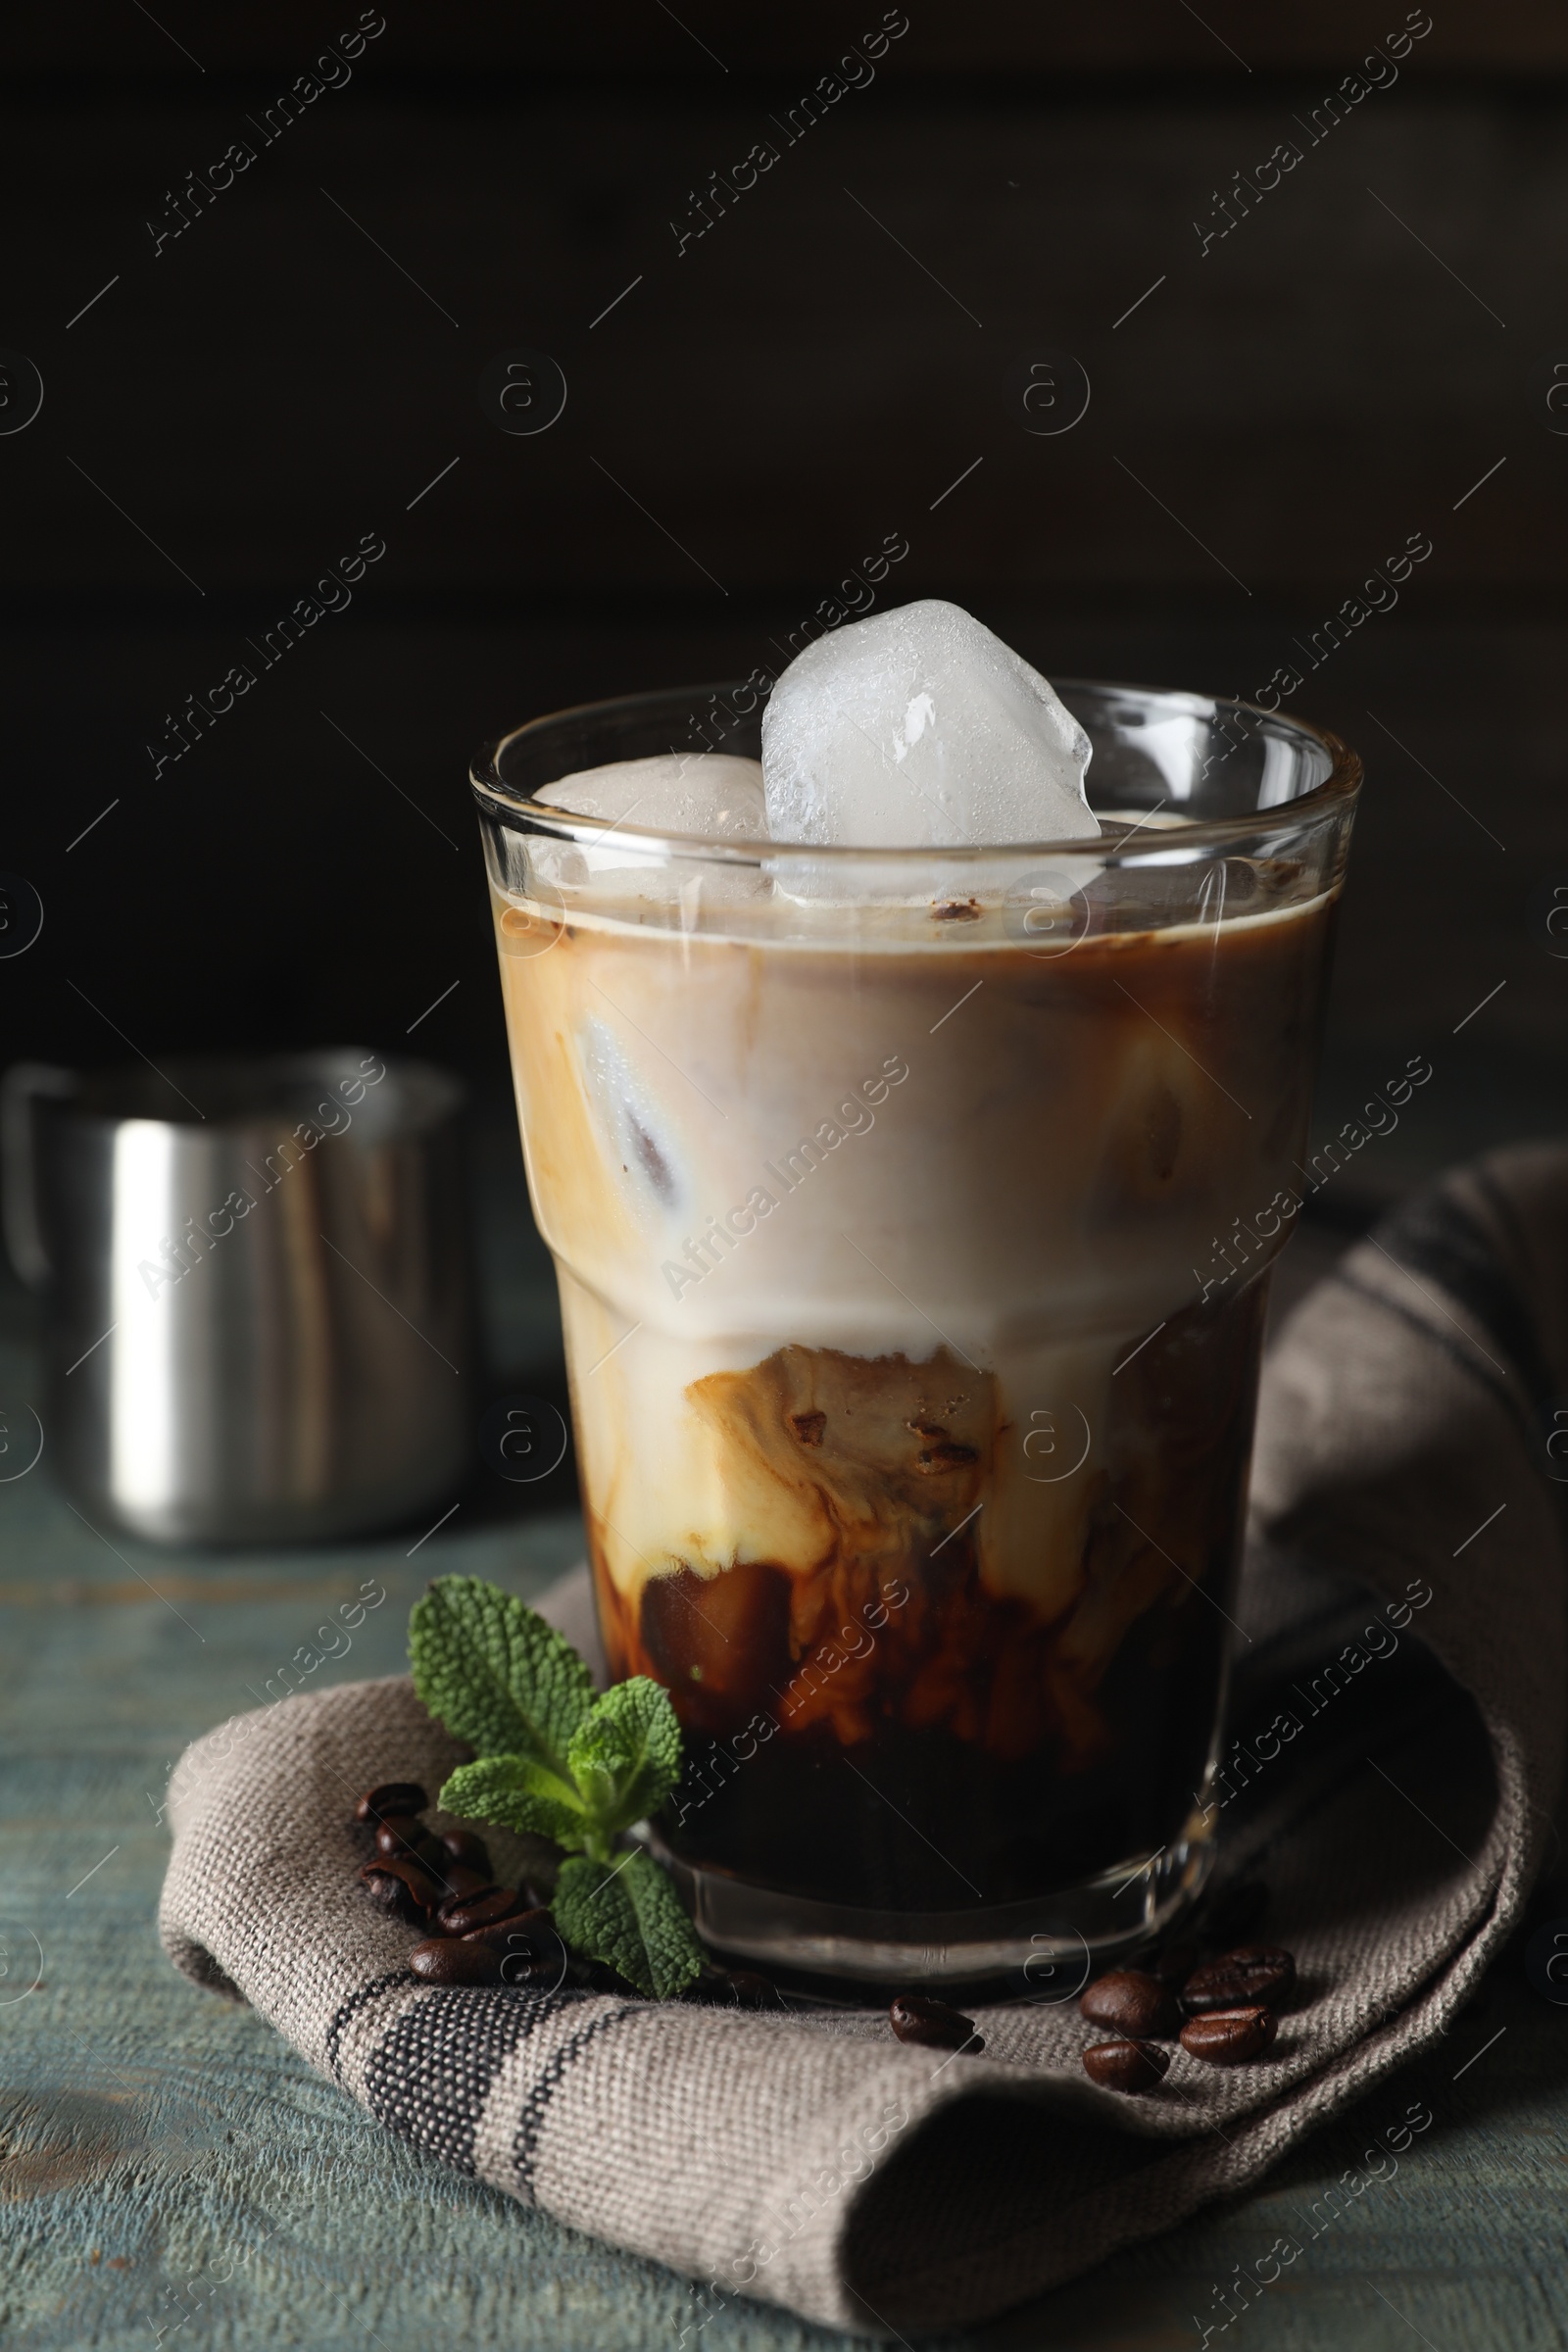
[469,677,1362,866]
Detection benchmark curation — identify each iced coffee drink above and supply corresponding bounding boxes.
[471,605,1359,1981]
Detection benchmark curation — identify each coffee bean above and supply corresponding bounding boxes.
[463,1918,564,1987]
[1082,2038,1169,2093]
[460,1905,556,1952]
[355,1782,427,1825]
[499,1948,563,1987]
[374,1815,437,1863]
[1181,1945,1297,2015]
[361,1866,424,1925]
[1202,1881,1269,1948]
[435,1862,492,1903]
[1179,2005,1278,2065]
[409,1937,506,1986]
[439,1829,492,1875]
[436,1886,530,1936]
[1080,1970,1179,2039]
[359,1857,441,1920]
[888,1994,982,2053]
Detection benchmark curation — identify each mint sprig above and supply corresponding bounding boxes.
[409,1575,704,1999]
[408,1573,595,1775]
[555,1850,704,1998]
[566,1677,684,1843]
[436,1753,590,1851]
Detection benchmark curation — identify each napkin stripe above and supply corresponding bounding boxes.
[365,1985,573,2175]
[513,2001,640,2194]
[325,1967,417,2082]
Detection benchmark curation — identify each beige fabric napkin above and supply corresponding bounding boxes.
[160,1147,1568,2335]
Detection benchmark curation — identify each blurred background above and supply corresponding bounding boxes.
[4,0,1567,1373]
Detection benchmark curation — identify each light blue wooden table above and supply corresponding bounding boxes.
[3,1110,1565,2352]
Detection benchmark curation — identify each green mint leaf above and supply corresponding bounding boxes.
[554,1848,705,1999]
[438,1755,589,1851]
[410,1576,595,1776]
[566,1677,684,1838]
[404,1575,702,1999]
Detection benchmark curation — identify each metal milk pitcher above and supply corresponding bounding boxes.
[1,1050,474,1543]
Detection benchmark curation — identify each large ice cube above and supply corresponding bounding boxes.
[526,752,767,911]
[760,601,1094,848]
[534,753,765,840]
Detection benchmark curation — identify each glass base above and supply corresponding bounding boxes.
[653,1803,1217,1989]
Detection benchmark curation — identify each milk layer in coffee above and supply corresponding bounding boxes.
[499,910,1328,1907]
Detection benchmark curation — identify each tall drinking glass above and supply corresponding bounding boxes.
[471,684,1360,1983]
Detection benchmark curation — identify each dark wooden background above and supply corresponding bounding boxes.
[3,2,1565,1186]
[4,25,1568,2345]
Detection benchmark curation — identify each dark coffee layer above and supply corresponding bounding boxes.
[591,1280,1266,1911]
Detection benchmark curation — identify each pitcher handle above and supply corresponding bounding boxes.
[1,1062,77,1289]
